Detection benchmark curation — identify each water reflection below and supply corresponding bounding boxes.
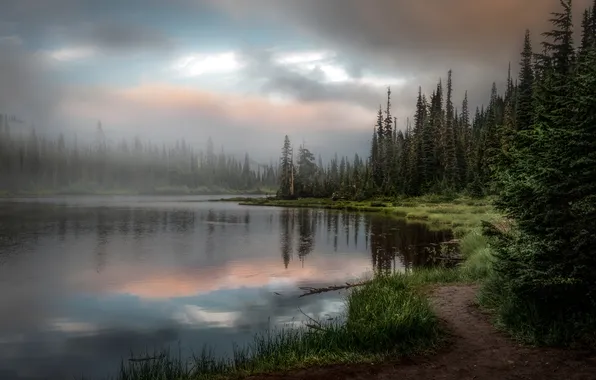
[0,197,452,380]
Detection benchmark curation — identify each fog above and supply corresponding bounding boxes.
[1,0,592,189]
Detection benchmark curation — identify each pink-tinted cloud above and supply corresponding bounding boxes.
[58,83,375,135]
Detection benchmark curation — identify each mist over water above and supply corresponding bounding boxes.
[0,196,452,380]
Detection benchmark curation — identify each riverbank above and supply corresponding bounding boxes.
[112,198,496,379]
[247,285,596,380]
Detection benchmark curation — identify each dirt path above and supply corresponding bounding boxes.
[249,285,596,380]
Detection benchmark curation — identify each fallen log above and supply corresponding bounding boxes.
[128,354,166,362]
[431,255,465,262]
[413,239,461,248]
[299,280,370,297]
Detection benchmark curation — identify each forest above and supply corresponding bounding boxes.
[275,0,596,345]
[0,121,278,195]
[276,65,520,200]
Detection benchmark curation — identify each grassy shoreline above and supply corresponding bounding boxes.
[235,195,499,230]
[109,196,496,379]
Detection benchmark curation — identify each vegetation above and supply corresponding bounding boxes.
[240,195,497,229]
[110,263,480,380]
[479,0,596,348]
[0,124,278,195]
[106,2,596,377]
[272,0,596,349]
[24,0,590,377]
[275,71,504,199]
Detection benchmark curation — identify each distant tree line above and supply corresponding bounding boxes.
[0,121,278,194]
[277,68,516,200]
[277,0,595,213]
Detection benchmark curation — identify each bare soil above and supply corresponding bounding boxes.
[248,285,596,380]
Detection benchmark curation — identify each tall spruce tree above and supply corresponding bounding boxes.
[517,30,535,132]
[489,0,596,343]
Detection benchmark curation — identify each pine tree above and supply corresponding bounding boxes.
[490,0,596,342]
[373,107,385,189]
[383,87,394,193]
[278,135,295,198]
[443,70,457,189]
[459,92,471,185]
[517,30,535,132]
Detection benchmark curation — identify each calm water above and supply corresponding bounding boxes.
[0,196,453,380]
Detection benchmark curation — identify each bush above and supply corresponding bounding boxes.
[479,224,596,347]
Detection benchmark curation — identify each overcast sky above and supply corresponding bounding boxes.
[0,0,591,162]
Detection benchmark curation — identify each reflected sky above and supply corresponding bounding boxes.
[0,196,452,380]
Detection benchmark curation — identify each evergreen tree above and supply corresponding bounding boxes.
[517,30,535,132]
[489,0,596,343]
[278,135,295,198]
[443,70,457,189]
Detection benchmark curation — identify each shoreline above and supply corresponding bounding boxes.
[109,196,499,379]
[234,195,498,229]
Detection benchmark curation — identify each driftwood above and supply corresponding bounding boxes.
[413,239,461,248]
[128,354,166,362]
[431,255,465,262]
[299,281,370,297]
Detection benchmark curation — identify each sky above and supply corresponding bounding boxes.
[0,0,592,162]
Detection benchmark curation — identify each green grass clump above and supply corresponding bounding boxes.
[108,275,442,380]
[345,275,442,353]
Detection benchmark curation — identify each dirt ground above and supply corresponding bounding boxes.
[248,285,596,380]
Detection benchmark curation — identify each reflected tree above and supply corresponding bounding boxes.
[297,209,316,264]
[279,209,294,269]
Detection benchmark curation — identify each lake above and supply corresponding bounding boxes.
[0,195,453,380]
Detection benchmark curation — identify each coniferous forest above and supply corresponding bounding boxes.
[0,121,278,194]
[276,0,596,344]
[276,1,594,206]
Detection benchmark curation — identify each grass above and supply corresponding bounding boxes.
[239,195,498,229]
[103,195,498,379]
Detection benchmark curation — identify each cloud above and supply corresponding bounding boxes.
[0,35,22,46]
[58,82,374,134]
[0,40,63,125]
[43,22,176,62]
[209,0,594,110]
[75,22,175,53]
[171,51,245,77]
[47,46,97,62]
[170,48,410,111]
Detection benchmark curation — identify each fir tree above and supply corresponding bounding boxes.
[278,135,295,199]
[517,30,535,132]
